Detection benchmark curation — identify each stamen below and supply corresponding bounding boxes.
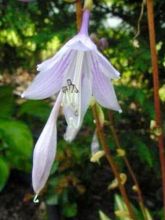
[33,194,39,203]
[62,86,68,93]
[69,117,77,128]
[67,79,72,86]
[69,84,74,93]
[74,110,78,116]
[62,79,79,113]
[73,86,79,93]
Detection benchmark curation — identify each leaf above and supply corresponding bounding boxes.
[0,86,14,117]
[99,210,112,220]
[62,203,77,218]
[64,0,76,2]
[114,194,132,220]
[114,194,146,220]
[144,208,153,220]
[19,100,51,121]
[46,194,59,205]
[0,118,33,158]
[50,161,59,175]
[136,141,154,168]
[0,158,9,191]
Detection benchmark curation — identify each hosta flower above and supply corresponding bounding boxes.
[22,9,121,195]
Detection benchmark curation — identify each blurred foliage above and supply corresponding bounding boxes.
[0,0,165,219]
[0,85,33,191]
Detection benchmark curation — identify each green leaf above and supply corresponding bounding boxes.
[136,141,154,168]
[0,158,9,191]
[0,86,14,117]
[0,118,33,158]
[114,194,132,220]
[62,203,77,218]
[50,161,59,175]
[99,210,112,220]
[46,194,59,205]
[19,100,51,121]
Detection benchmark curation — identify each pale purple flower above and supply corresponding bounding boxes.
[22,9,121,196]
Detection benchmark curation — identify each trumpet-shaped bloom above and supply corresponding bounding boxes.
[22,9,121,195]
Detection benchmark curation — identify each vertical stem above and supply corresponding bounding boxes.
[108,112,147,220]
[92,106,136,220]
[76,0,82,31]
[146,0,165,217]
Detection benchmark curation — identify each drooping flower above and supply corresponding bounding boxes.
[22,9,121,196]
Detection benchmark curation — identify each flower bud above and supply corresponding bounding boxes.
[90,150,105,163]
[84,0,93,11]
[116,148,126,157]
[99,38,109,51]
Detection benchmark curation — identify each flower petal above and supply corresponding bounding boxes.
[91,55,121,112]
[67,34,97,51]
[63,52,92,141]
[37,45,69,72]
[91,131,100,155]
[22,51,74,100]
[32,92,62,194]
[96,51,120,79]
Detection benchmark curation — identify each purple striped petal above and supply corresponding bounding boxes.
[91,55,121,112]
[37,45,69,72]
[32,92,62,194]
[22,51,73,100]
[96,51,120,79]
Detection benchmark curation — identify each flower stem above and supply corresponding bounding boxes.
[108,111,148,220]
[76,0,82,31]
[92,105,136,220]
[146,0,165,217]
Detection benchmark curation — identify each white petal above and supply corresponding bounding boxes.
[91,131,100,155]
[64,126,79,143]
[63,52,92,141]
[32,92,62,194]
[96,51,120,79]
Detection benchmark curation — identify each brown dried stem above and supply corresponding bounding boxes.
[146,0,165,217]
[76,0,82,31]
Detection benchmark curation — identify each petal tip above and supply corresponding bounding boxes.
[21,93,25,98]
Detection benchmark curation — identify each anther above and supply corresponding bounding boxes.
[67,79,72,86]
[62,86,68,93]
